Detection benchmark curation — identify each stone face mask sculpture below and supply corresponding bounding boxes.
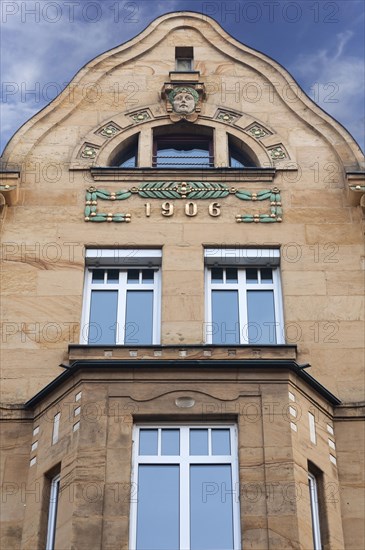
[168,87,199,115]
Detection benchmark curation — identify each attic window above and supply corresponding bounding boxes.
[175,47,194,71]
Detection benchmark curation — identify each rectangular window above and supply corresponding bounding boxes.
[52,412,60,445]
[205,249,284,345]
[130,425,241,550]
[175,47,194,71]
[308,412,317,444]
[308,472,322,550]
[46,474,60,550]
[81,250,161,345]
[153,136,214,169]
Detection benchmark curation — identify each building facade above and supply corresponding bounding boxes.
[1,11,364,550]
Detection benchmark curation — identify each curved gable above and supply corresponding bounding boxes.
[2,11,364,171]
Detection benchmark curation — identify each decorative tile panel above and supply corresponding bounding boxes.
[80,144,99,160]
[129,110,152,123]
[246,124,270,139]
[215,109,240,124]
[268,144,288,161]
[98,123,121,138]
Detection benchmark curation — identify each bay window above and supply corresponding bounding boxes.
[130,425,241,550]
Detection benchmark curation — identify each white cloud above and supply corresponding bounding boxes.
[291,32,365,152]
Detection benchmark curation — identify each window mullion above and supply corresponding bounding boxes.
[153,270,160,345]
[231,426,242,550]
[238,270,248,344]
[180,427,190,550]
[205,268,212,344]
[273,268,285,344]
[81,269,93,344]
[118,272,127,344]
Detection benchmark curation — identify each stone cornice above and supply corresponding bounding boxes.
[88,167,277,183]
[68,343,297,362]
[0,171,20,205]
[346,171,365,209]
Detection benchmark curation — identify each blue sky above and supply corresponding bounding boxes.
[1,0,364,154]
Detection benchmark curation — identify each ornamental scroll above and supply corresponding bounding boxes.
[84,183,282,223]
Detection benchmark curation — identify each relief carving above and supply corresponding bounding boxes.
[161,84,205,122]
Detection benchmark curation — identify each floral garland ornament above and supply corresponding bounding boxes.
[84,184,282,223]
[235,187,282,223]
[84,187,131,222]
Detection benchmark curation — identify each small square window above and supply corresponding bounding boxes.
[175,47,193,71]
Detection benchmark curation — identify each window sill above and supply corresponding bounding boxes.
[90,167,276,183]
[68,343,297,362]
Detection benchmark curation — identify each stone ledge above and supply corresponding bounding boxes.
[346,172,365,207]
[68,344,297,362]
[86,167,277,183]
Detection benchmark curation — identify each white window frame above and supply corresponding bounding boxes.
[45,474,60,550]
[129,424,241,550]
[80,249,162,345]
[308,472,322,550]
[204,249,284,345]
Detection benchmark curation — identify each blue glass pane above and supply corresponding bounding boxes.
[142,269,154,283]
[139,429,158,455]
[161,429,180,455]
[119,155,136,168]
[125,291,153,344]
[226,268,238,283]
[127,270,139,283]
[190,429,208,455]
[211,268,223,283]
[92,270,104,282]
[156,147,211,168]
[212,290,239,345]
[212,429,231,455]
[107,269,119,283]
[230,155,245,168]
[190,465,234,550]
[261,268,273,283]
[247,290,276,344]
[88,290,117,344]
[246,268,258,283]
[137,465,179,550]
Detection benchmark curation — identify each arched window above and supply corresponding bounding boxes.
[110,134,139,167]
[107,127,259,169]
[228,135,257,167]
[153,125,214,169]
